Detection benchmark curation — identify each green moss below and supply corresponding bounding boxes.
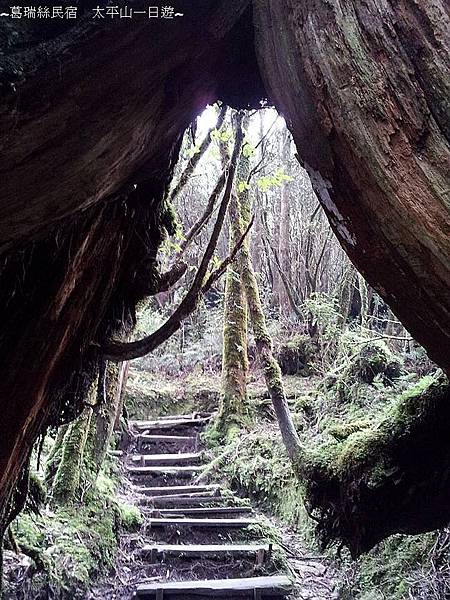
[277,335,316,376]
[346,531,449,600]
[210,428,316,546]
[333,374,443,478]
[116,501,142,530]
[9,469,122,599]
[159,197,179,237]
[125,370,221,419]
[327,419,372,441]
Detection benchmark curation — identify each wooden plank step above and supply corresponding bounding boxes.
[147,507,252,517]
[139,491,221,502]
[146,517,258,529]
[131,452,203,466]
[109,449,123,457]
[131,417,211,432]
[135,484,220,497]
[128,465,204,476]
[135,575,292,597]
[140,496,229,508]
[147,412,212,421]
[138,435,197,444]
[142,543,270,559]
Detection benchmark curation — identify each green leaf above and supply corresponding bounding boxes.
[238,181,250,194]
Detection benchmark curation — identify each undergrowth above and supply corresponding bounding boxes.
[205,365,450,599]
[4,466,140,599]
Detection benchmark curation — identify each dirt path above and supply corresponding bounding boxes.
[89,414,340,599]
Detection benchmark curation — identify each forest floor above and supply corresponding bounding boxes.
[88,411,340,599]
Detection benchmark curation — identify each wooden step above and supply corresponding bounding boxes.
[148,412,212,421]
[146,517,258,529]
[109,449,123,457]
[135,575,292,597]
[131,417,211,432]
[140,496,229,508]
[142,543,271,560]
[147,506,252,517]
[128,465,204,476]
[135,484,220,497]
[130,452,203,466]
[139,491,221,502]
[138,434,197,444]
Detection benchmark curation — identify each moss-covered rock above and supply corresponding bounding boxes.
[344,341,403,385]
[332,341,403,405]
[277,335,316,376]
[303,373,450,556]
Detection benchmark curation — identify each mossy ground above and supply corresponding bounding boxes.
[195,363,449,599]
[3,465,141,599]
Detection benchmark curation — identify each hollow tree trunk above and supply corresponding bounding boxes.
[0,2,264,550]
[0,0,449,567]
[254,0,450,372]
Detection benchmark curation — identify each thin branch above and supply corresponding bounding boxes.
[168,104,227,204]
[102,113,244,362]
[203,215,254,291]
[254,115,279,151]
[178,170,227,256]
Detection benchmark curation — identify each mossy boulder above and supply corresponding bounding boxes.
[334,341,403,405]
[345,341,403,384]
[277,335,316,376]
[303,373,450,557]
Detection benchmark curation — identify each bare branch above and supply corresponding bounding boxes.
[168,104,227,204]
[178,170,227,256]
[203,215,255,292]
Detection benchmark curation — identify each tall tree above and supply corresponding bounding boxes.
[229,116,303,463]
[278,128,292,318]
[213,113,250,441]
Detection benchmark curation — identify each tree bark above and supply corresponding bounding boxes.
[214,115,250,440]
[235,127,303,464]
[253,0,450,372]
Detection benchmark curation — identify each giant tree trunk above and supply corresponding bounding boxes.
[0,1,264,546]
[254,0,450,371]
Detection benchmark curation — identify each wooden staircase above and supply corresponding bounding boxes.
[129,414,293,599]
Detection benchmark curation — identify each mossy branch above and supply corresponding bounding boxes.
[102,113,244,362]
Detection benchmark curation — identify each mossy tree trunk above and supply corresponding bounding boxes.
[51,405,94,504]
[50,362,123,504]
[233,120,303,464]
[85,362,122,474]
[213,113,250,441]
